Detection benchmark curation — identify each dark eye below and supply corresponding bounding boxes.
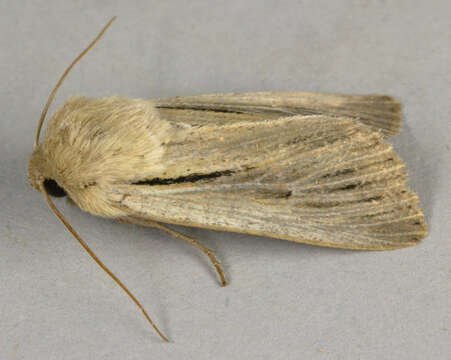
[43,178,67,197]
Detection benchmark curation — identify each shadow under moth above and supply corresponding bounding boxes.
[27,17,427,341]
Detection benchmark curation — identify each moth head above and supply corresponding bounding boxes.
[27,146,67,198]
[27,16,123,217]
[27,98,94,203]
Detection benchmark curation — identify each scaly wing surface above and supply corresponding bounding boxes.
[152,91,401,135]
[109,114,425,250]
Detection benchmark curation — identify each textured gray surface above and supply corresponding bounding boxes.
[1,1,450,359]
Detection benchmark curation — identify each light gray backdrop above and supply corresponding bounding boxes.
[1,1,450,359]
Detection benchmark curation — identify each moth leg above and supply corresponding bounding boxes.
[120,217,227,287]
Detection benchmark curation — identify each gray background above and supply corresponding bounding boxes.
[1,1,450,359]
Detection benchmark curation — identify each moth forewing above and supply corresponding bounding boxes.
[152,91,402,135]
[104,108,425,250]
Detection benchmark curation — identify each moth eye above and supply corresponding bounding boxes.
[43,178,67,198]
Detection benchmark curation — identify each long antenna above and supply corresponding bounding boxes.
[42,185,169,342]
[34,16,117,149]
[36,18,169,341]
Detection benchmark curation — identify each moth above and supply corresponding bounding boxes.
[27,17,427,341]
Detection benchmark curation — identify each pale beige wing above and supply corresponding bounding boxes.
[151,91,401,135]
[108,115,426,250]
